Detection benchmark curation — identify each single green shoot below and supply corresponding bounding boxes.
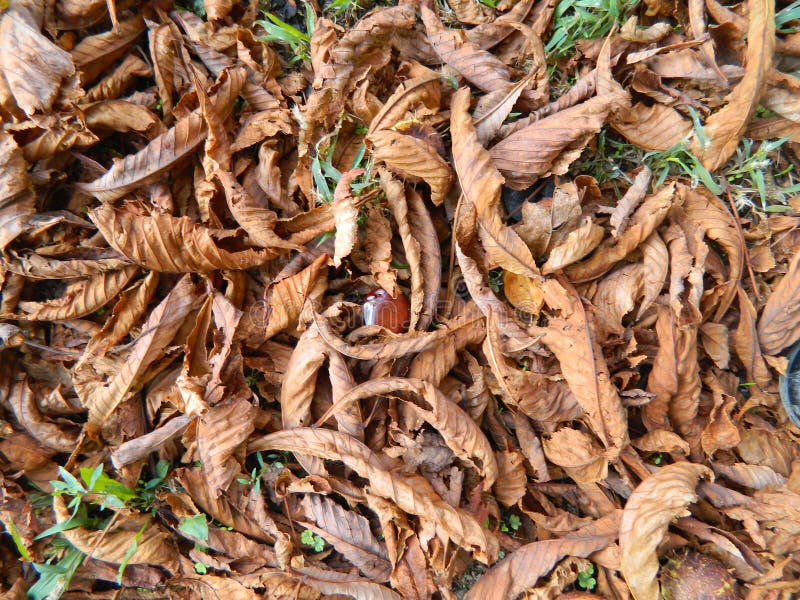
[577,564,597,591]
[300,528,326,552]
[499,514,522,533]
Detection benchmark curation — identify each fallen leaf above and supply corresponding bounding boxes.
[370,129,453,205]
[689,0,774,170]
[451,87,539,277]
[490,96,614,189]
[620,463,713,600]
[465,512,620,600]
[757,251,800,355]
[250,428,499,563]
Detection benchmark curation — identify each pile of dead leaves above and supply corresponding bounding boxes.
[1,0,800,596]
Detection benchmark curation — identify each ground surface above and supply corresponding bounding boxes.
[1,0,800,598]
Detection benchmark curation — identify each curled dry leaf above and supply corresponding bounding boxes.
[319,377,498,487]
[264,253,329,340]
[90,205,282,273]
[381,171,425,330]
[313,308,487,360]
[493,449,527,506]
[250,427,499,563]
[690,0,774,170]
[78,68,246,201]
[535,280,628,456]
[333,168,365,267]
[361,202,398,296]
[542,217,605,274]
[465,512,620,600]
[6,371,79,453]
[757,251,800,355]
[17,266,138,321]
[301,494,392,581]
[568,183,675,283]
[542,427,609,484]
[490,95,613,189]
[0,4,77,116]
[197,398,257,497]
[78,275,201,434]
[451,87,539,278]
[620,463,713,600]
[369,129,453,206]
[422,6,511,94]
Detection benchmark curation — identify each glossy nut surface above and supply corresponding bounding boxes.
[362,288,410,333]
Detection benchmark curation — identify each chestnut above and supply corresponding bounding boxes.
[661,550,737,600]
[362,288,410,333]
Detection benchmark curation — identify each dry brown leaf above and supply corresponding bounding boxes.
[361,202,399,296]
[451,87,539,277]
[83,53,150,102]
[591,264,644,337]
[17,266,138,321]
[0,5,77,116]
[264,254,329,340]
[734,287,772,386]
[542,217,605,274]
[78,275,201,434]
[70,15,146,85]
[466,0,535,48]
[612,102,693,152]
[367,75,441,135]
[333,168,365,266]
[314,308,487,360]
[631,430,691,455]
[493,449,527,506]
[320,377,498,486]
[568,183,675,283]
[446,0,496,24]
[536,280,628,456]
[700,377,740,457]
[218,171,300,251]
[619,463,713,600]
[301,494,391,581]
[483,309,583,421]
[78,68,246,201]
[464,512,620,600]
[370,129,452,206]
[757,251,800,355]
[205,0,233,20]
[611,167,651,237]
[699,322,730,369]
[503,271,545,316]
[250,428,499,563]
[421,6,511,94]
[681,185,743,321]
[489,95,613,189]
[542,427,609,484]
[382,171,425,330]
[197,398,257,496]
[455,242,541,353]
[91,204,282,273]
[474,74,536,146]
[5,370,79,453]
[690,0,774,170]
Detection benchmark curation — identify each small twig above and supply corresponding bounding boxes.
[82,510,122,566]
[724,182,761,302]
